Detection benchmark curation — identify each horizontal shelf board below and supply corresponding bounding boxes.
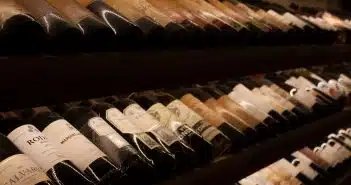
[1,45,350,110]
[158,109,351,185]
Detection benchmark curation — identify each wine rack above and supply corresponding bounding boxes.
[158,109,351,185]
[1,45,351,111]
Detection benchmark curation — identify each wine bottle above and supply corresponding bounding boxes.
[270,158,316,185]
[45,0,116,51]
[15,0,83,52]
[291,151,329,182]
[193,86,259,142]
[170,88,247,152]
[202,85,271,140]
[215,84,280,134]
[19,107,124,184]
[290,69,346,109]
[264,73,331,119]
[0,0,46,54]
[285,155,325,184]
[145,0,208,43]
[131,92,214,165]
[75,0,144,43]
[108,97,199,171]
[54,103,153,184]
[239,78,299,129]
[111,0,189,43]
[0,112,95,185]
[0,133,55,185]
[155,91,232,157]
[85,98,177,179]
[224,80,290,132]
[248,75,313,123]
[298,147,331,172]
[101,0,165,42]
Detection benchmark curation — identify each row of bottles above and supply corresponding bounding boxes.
[0,62,351,185]
[237,127,351,185]
[1,0,351,53]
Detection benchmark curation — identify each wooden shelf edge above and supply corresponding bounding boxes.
[1,45,350,111]
[158,109,351,185]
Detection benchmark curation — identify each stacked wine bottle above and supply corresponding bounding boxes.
[0,0,351,53]
[237,127,351,185]
[0,62,351,185]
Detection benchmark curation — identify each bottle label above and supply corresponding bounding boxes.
[292,151,313,166]
[181,94,226,127]
[231,84,272,113]
[235,100,269,122]
[292,159,319,180]
[269,159,302,184]
[124,104,179,146]
[260,85,295,111]
[252,88,285,114]
[43,119,106,171]
[283,12,306,29]
[106,108,142,134]
[7,124,68,172]
[167,100,221,141]
[82,117,131,165]
[319,143,340,167]
[136,133,160,149]
[147,103,183,131]
[0,154,51,185]
[151,125,179,146]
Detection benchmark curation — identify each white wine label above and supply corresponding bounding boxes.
[147,103,183,130]
[136,133,160,150]
[106,108,142,134]
[8,124,68,172]
[124,104,179,146]
[43,119,106,171]
[331,139,351,162]
[167,100,202,127]
[0,154,51,185]
[285,76,299,87]
[123,103,162,131]
[84,117,131,165]
[167,99,221,141]
[151,125,179,146]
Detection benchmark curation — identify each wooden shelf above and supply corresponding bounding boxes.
[1,45,350,111]
[158,109,351,185]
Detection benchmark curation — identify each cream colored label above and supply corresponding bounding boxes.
[135,133,160,149]
[8,125,67,172]
[0,154,50,185]
[167,100,202,127]
[319,143,339,167]
[123,104,179,146]
[252,88,285,114]
[43,119,106,171]
[88,117,129,148]
[106,108,142,134]
[236,100,269,122]
[147,103,183,130]
[167,100,221,141]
